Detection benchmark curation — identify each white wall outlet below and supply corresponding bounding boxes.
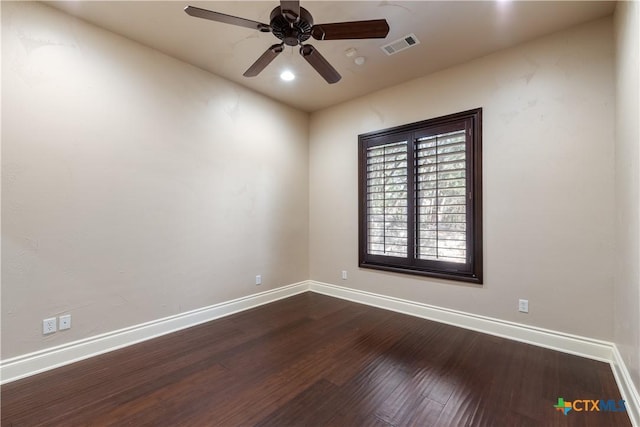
[255,275,262,285]
[341,270,348,280]
[43,317,57,335]
[518,299,529,313]
[59,314,71,330]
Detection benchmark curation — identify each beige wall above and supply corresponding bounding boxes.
[309,18,616,340]
[0,2,628,366]
[614,0,640,394]
[1,2,309,359]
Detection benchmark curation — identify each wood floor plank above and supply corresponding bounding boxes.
[399,397,445,426]
[88,362,235,426]
[374,369,441,425]
[254,379,340,427]
[1,292,632,427]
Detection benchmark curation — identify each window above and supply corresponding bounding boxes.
[358,108,482,284]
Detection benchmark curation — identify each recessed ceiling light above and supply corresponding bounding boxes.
[345,48,357,57]
[280,70,295,81]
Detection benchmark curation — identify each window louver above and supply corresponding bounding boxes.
[416,129,467,263]
[366,141,408,258]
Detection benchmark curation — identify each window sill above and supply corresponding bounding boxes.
[359,261,483,284]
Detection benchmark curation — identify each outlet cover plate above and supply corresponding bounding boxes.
[43,318,57,335]
[59,314,71,330]
[518,299,529,313]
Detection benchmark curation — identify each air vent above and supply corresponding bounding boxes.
[380,33,420,56]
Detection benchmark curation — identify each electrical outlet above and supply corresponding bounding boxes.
[518,299,529,313]
[341,270,348,280]
[255,275,262,285]
[43,318,57,335]
[59,314,71,330]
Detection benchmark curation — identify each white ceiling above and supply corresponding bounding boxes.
[49,1,615,112]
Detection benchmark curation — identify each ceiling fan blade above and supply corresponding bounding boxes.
[280,0,300,23]
[243,44,285,77]
[184,6,270,32]
[311,19,390,40]
[299,45,341,84]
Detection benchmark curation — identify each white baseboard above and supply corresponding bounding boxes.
[2,279,637,426]
[612,345,640,427]
[308,280,639,426]
[308,281,613,361]
[0,281,308,385]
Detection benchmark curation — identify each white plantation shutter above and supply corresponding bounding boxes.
[358,108,482,283]
[366,141,408,258]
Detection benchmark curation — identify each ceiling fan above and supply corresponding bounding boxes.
[184,1,390,84]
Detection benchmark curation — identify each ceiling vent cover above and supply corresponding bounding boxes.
[381,33,420,56]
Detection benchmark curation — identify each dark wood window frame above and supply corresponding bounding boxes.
[358,108,483,284]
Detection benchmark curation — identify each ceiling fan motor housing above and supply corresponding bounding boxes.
[269,6,313,46]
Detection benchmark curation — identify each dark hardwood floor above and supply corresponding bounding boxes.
[1,292,631,426]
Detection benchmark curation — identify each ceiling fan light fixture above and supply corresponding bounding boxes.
[184,1,390,84]
[280,70,296,81]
